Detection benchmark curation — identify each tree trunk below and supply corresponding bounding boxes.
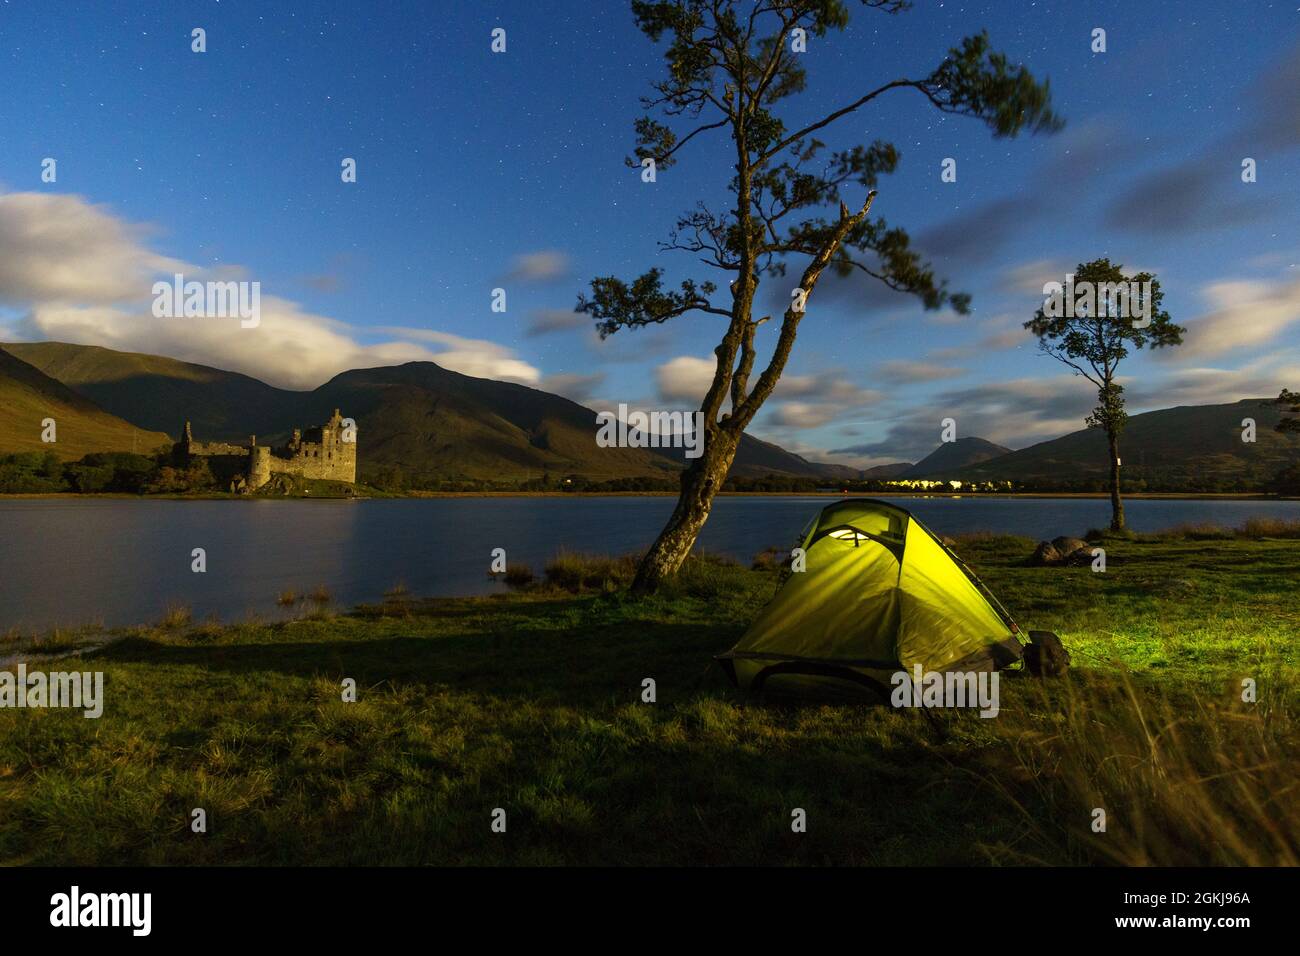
[630,429,740,595]
[627,196,878,596]
[1107,429,1125,531]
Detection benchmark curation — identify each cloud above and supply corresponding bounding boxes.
[749,373,885,437]
[1036,118,1128,184]
[1000,259,1072,297]
[1170,274,1300,361]
[1106,158,1272,235]
[918,196,1031,267]
[910,121,1128,270]
[1129,355,1300,410]
[0,190,541,390]
[0,192,187,304]
[774,373,882,406]
[526,308,588,336]
[926,312,1033,360]
[875,360,964,385]
[17,300,457,390]
[506,249,570,283]
[540,372,605,404]
[373,328,541,384]
[1243,39,1300,152]
[831,378,1098,459]
[297,253,355,295]
[980,326,1031,351]
[769,402,842,428]
[651,360,885,427]
[912,118,1165,267]
[655,355,717,403]
[301,274,342,294]
[1107,40,1300,236]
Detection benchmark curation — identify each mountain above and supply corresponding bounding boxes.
[653,430,861,481]
[734,434,864,481]
[9,342,1296,490]
[2,341,293,440]
[310,361,684,482]
[2,342,854,483]
[0,348,172,459]
[962,399,1300,488]
[902,437,1011,478]
[861,462,912,479]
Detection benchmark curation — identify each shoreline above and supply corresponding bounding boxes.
[4,518,1299,641]
[0,490,1294,502]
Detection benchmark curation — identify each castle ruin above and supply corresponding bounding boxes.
[176,409,357,492]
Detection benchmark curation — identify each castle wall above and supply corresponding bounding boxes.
[188,441,249,458]
[272,441,356,483]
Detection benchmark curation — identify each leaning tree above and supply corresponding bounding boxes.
[1025,258,1184,531]
[579,0,1062,593]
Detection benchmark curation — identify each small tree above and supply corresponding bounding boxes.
[1025,258,1184,531]
[1273,389,1300,433]
[580,0,1061,593]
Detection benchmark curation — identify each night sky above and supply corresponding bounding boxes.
[1,0,1297,465]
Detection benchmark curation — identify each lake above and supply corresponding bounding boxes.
[2,494,1298,633]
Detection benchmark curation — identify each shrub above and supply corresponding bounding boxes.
[543,552,637,593]
[750,546,790,571]
[158,604,192,629]
[1147,522,1234,542]
[503,564,535,588]
[1271,462,1300,496]
[0,451,68,493]
[1239,517,1300,539]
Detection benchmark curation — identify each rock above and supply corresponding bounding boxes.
[1051,536,1089,556]
[1024,630,1071,677]
[1062,545,1097,567]
[1029,541,1064,566]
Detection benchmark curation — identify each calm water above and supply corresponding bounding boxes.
[2,495,1298,632]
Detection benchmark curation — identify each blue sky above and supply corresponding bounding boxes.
[1,0,1297,465]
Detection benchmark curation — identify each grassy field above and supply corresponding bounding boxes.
[1,527,1297,866]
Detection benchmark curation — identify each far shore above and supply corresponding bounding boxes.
[1,490,1294,502]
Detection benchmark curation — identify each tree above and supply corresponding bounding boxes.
[1025,258,1184,531]
[580,0,1062,593]
[1272,389,1299,434]
[1271,390,1300,496]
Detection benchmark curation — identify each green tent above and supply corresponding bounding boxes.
[718,498,1023,698]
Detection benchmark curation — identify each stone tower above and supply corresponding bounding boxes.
[248,444,272,490]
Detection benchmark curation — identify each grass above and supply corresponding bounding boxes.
[541,550,638,592]
[158,603,193,629]
[0,529,1296,866]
